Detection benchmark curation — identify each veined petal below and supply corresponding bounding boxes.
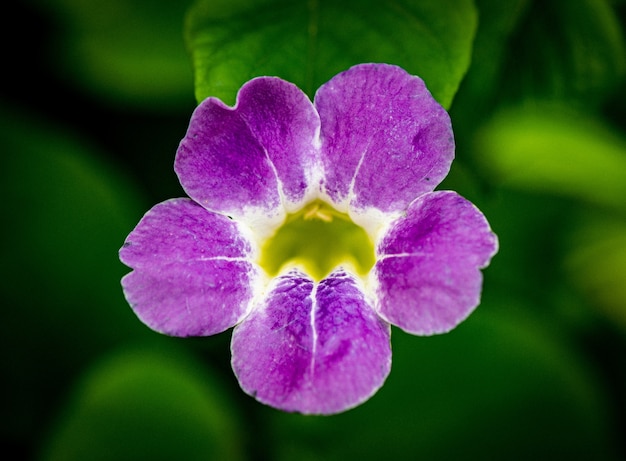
[120,198,261,337]
[175,77,320,237]
[236,77,321,211]
[373,191,498,335]
[231,268,391,415]
[315,63,454,227]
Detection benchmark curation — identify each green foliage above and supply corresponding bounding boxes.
[474,104,626,334]
[452,0,625,135]
[28,0,195,109]
[450,0,531,131]
[475,105,626,211]
[39,347,245,461]
[185,0,477,108]
[500,0,625,105]
[0,107,156,440]
[566,213,626,330]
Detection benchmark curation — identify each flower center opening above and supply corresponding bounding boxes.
[259,200,375,281]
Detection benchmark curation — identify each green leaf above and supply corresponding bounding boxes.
[185,0,477,108]
[39,347,246,461]
[474,104,626,212]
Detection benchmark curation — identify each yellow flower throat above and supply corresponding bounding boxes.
[259,200,375,281]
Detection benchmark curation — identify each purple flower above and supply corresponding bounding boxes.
[120,64,498,415]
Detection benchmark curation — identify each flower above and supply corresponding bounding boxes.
[119,63,498,415]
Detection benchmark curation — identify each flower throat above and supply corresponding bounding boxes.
[259,200,375,281]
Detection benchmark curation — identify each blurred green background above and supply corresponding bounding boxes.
[2,0,625,460]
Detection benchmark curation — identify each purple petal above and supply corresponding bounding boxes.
[120,198,259,337]
[315,63,454,215]
[236,78,321,210]
[175,77,320,231]
[374,191,498,335]
[231,269,391,414]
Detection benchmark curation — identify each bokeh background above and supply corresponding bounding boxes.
[2,0,625,460]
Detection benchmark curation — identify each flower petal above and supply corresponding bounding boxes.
[175,77,320,236]
[315,63,454,220]
[235,77,321,211]
[120,198,260,337]
[374,191,498,335]
[231,269,391,414]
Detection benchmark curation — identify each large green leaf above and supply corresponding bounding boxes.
[185,0,477,108]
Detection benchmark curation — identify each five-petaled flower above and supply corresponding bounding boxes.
[119,63,498,415]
